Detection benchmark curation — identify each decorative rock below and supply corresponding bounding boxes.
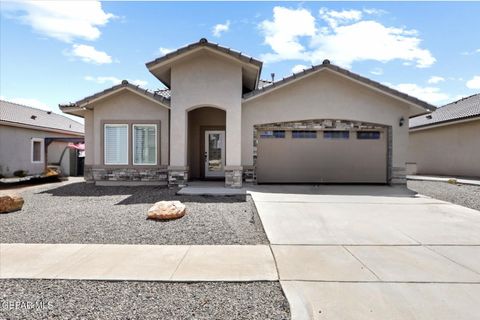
[147,201,186,220]
[0,193,24,213]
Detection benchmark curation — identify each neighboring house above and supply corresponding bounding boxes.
[408,93,480,178]
[0,100,84,178]
[60,38,435,187]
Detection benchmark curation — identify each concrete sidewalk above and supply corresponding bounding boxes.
[0,244,277,281]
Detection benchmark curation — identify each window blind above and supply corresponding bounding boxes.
[104,124,128,164]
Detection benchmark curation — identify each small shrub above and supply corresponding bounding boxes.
[447,178,457,185]
[13,170,28,177]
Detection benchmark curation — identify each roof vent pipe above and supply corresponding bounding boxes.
[271,73,275,82]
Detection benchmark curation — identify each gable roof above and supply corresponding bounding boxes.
[242,60,436,114]
[410,93,480,129]
[146,38,262,90]
[59,80,170,116]
[146,38,262,71]
[0,100,84,135]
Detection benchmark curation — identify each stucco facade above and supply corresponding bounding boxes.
[408,119,480,177]
[81,89,170,185]
[170,51,243,169]
[0,125,78,177]
[242,69,412,184]
[61,39,434,187]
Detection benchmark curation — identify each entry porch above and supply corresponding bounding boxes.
[168,106,243,188]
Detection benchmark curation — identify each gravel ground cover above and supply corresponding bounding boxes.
[408,180,480,212]
[0,182,268,244]
[0,280,290,320]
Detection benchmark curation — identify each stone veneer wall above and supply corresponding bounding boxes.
[250,119,394,184]
[167,168,189,187]
[391,167,407,184]
[84,165,168,184]
[225,167,243,188]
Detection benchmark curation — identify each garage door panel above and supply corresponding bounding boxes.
[257,131,387,183]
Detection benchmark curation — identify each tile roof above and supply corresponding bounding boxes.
[154,88,171,99]
[258,79,273,89]
[410,93,480,129]
[59,80,170,110]
[0,100,84,135]
[146,38,263,70]
[242,60,436,112]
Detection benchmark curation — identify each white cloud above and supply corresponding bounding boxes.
[370,67,383,76]
[461,48,480,56]
[67,44,112,64]
[1,96,51,111]
[427,76,445,84]
[363,8,387,15]
[466,75,480,89]
[84,76,147,87]
[291,64,308,73]
[212,20,230,37]
[388,83,449,104]
[129,79,148,87]
[2,0,115,43]
[259,7,435,69]
[84,76,120,85]
[158,47,174,56]
[319,8,362,28]
[259,7,316,63]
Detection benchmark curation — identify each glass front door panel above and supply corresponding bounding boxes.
[208,133,222,172]
[205,131,225,177]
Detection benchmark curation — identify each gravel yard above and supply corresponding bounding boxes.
[0,182,268,245]
[408,180,480,211]
[0,280,290,320]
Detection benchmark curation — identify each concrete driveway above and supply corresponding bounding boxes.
[249,185,480,320]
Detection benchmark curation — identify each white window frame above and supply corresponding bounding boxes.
[31,138,44,163]
[132,124,158,165]
[104,124,129,165]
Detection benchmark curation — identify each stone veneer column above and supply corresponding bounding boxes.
[168,166,189,187]
[391,166,407,184]
[225,166,243,188]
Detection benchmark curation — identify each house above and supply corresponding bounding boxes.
[408,93,480,178]
[60,38,435,187]
[0,100,84,178]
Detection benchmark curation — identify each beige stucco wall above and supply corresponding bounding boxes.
[187,107,226,179]
[87,89,169,166]
[0,125,78,177]
[242,70,411,171]
[408,119,480,177]
[170,50,242,167]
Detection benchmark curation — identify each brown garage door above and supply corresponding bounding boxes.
[256,129,387,183]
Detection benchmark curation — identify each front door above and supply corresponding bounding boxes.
[204,130,225,178]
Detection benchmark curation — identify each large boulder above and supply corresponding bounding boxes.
[0,193,24,213]
[147,201,186,220]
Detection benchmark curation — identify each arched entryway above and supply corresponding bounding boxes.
[187,107,226,180]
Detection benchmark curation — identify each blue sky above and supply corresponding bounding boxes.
[1,1,479,121]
